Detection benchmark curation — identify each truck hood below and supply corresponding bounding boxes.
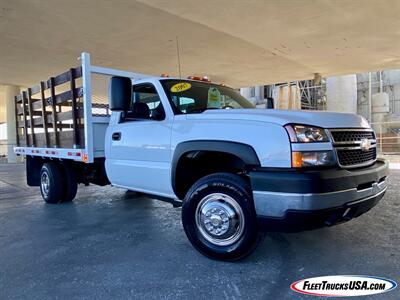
[188,109,370,128]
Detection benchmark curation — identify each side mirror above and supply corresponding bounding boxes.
[109,76,132,111]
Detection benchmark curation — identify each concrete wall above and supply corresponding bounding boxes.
[240,86,265,105]
[0,87,6,123]
[0,88,8,159]
[357,70,400,117]
[0,85,21,162]
[272,84,301,110]
[0,123,8,160]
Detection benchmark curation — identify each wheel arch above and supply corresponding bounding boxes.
[171,140,260,199]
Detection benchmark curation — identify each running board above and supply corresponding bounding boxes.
[141,193,183,207]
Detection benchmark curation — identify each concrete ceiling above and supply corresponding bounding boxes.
[1,0,400,88]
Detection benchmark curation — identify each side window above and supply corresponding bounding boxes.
[125,83,165,121]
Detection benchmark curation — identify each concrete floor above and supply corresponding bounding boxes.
[0,164,399,300]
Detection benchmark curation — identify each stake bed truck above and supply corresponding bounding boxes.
[14,53,388,260]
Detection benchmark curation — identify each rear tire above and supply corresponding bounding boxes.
[182,173,260,261]
[61,163,78,202]
[40,163,65,204]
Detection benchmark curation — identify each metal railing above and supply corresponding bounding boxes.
[370,121,400,154]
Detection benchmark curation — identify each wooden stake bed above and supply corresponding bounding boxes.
[15,67,84,149]
[14,52,149,163]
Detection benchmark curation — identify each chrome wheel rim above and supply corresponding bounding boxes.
[41,172,50,197]
[195,193,245,246]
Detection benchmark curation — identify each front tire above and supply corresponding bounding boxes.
[182,173,259,261]
[40,163,65,204]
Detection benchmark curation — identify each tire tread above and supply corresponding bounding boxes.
[182,172,260,261]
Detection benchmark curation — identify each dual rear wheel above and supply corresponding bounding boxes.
[40,162,77,204]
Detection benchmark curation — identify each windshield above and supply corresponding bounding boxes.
[160,79,255,114]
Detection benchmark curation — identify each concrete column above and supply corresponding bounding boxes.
[240,87,252,100]
[3,85,20,163]
[254,86,264,102]
[326,75,357,114]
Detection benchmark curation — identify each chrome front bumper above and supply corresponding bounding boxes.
[253,180,387,218]
[249,159,389,220]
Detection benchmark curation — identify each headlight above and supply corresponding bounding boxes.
[292,151,335,168]
[285,124,329,143]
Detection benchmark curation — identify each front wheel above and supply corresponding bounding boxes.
[182,173,260,261]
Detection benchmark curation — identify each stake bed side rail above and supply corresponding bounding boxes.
[14,52,150,163]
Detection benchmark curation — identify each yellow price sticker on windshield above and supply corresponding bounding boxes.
[171,82,191,93]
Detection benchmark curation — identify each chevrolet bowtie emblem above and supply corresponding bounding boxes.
[360,138,372,151]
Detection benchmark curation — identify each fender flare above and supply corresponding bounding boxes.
[171,140,260,196]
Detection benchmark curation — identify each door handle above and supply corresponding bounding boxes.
[112,132,121,141]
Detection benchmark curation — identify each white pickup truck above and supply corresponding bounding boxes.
[14,53,388,260]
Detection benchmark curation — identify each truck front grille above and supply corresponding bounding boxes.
[329,129,377,168]
[330,130,375,143]
[336,147,377,167]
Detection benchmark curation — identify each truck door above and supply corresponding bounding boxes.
[105,82,174,197]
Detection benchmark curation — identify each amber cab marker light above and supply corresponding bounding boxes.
[292,152,303,168]
[160,73,169,78]
[187,75,211,82]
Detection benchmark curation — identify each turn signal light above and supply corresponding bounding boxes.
[292,151,335,168]
[292,152,303,168]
